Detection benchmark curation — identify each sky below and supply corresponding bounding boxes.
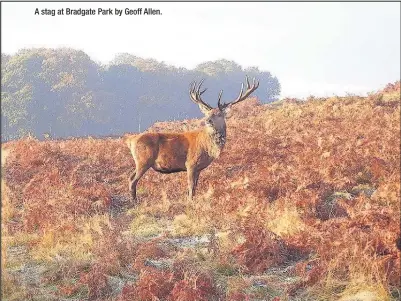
[2,2,400,98]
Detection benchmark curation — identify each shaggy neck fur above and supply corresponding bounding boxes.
[203,121,227,158]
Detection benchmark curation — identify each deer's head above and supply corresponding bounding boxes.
[189,76,259,132]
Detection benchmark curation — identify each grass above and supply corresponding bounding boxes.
[129,213,166,238]
[265,200,306,237]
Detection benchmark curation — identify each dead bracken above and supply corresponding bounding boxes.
[2,82,400,300]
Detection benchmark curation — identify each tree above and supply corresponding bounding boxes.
[1,49,281,141]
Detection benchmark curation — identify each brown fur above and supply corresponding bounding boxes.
[126,119,224,202]
[126,77,258,204]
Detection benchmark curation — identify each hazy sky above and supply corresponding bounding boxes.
[2,2,400,98]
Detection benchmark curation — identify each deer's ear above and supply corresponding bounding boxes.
[199,105,211,115]
[222,105,232,114]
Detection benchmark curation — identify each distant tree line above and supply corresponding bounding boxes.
[1,48,281,141]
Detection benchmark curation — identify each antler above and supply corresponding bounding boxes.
[218,76,260,111]
[189,79,213,113]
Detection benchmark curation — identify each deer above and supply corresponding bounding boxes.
[124,76,259,205]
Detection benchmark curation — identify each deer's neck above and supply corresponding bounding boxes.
[203,122,227,158]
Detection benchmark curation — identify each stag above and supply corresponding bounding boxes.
[125,76,259,203]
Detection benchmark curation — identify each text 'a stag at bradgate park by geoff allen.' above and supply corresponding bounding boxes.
[35,7,162,17]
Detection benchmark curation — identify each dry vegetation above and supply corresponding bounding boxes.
[2,82,400,301]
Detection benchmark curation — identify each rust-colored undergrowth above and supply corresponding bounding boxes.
[2,82,400,300]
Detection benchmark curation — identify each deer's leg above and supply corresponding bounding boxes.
[193,171,200,196]
[187,169,200,200]
[130,165,150,202]
[128,169,136,191]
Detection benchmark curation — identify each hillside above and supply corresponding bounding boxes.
[1,84,400,301]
